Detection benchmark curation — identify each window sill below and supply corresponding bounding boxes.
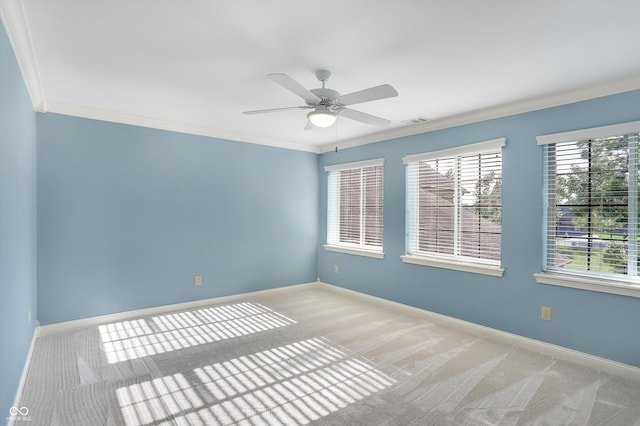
[324,244,384,259]
[401,255,504,277]
[534,272,640,299]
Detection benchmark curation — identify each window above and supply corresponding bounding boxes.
[402,138,505,276]
[325,159,384,258]
[536,121,640,297]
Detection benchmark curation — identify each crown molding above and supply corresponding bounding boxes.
[0,0,45,108]
[43,100,321,153]
[0,1,318,154]
[319,74,640,154]
[39,73,640,155]
[4,0,640,155]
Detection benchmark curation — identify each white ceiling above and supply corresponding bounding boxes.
[3,0,640,153]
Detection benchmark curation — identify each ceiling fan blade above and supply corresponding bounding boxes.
[339,108,391,126]
[336,84,398,106]
[304,120,316,130]
[243,106,310,115]
[268,73,320,104]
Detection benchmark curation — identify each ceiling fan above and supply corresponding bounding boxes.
[243,70,398,129]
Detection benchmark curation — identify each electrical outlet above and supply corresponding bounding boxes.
[541,306,552,321]
[195,275,202,286]
[333,265,338,273]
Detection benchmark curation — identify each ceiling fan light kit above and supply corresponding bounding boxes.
[307,106,337,128]
[244,69,397,129]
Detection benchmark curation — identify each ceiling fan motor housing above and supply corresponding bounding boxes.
[310,69,340,109]
[310,88,340,107]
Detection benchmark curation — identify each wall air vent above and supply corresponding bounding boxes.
[402,117,430,125]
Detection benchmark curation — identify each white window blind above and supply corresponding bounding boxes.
[541,125,640,283]
[404,139,505,268]
[326,159,384,254]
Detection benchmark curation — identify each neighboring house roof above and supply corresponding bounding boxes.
[419,164,470,200]
[419,188,501,261]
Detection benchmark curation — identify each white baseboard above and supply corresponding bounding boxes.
[38,282,317,337]
[8,324,38,426]
[315,281,640,381]
[35,279,640,381]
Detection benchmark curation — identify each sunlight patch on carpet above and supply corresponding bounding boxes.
[116,337,395,425]
[99,302,296,363]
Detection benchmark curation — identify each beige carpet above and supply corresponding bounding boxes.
[17,285,640,425]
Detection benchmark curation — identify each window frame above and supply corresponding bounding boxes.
[401,138,506,276]
[324,158,385,259]
[535,120,640,299]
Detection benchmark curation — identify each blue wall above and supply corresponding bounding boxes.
[318,90,640,367]
[37,114,318,324]
[0,21,38,422]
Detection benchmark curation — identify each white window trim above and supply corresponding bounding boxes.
[325,158,385,258]
[324,158,385,172]
[324,244,385,259]
[534,272,640,299]
[403,138,506,164]
[536,120,640,146]
[402,254,504,277]
[403,137,506,276]
[537,120,640,298]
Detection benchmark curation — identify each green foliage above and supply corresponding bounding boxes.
[556,136,631,235]
[472,170,501,224]
[603,241,627,272]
